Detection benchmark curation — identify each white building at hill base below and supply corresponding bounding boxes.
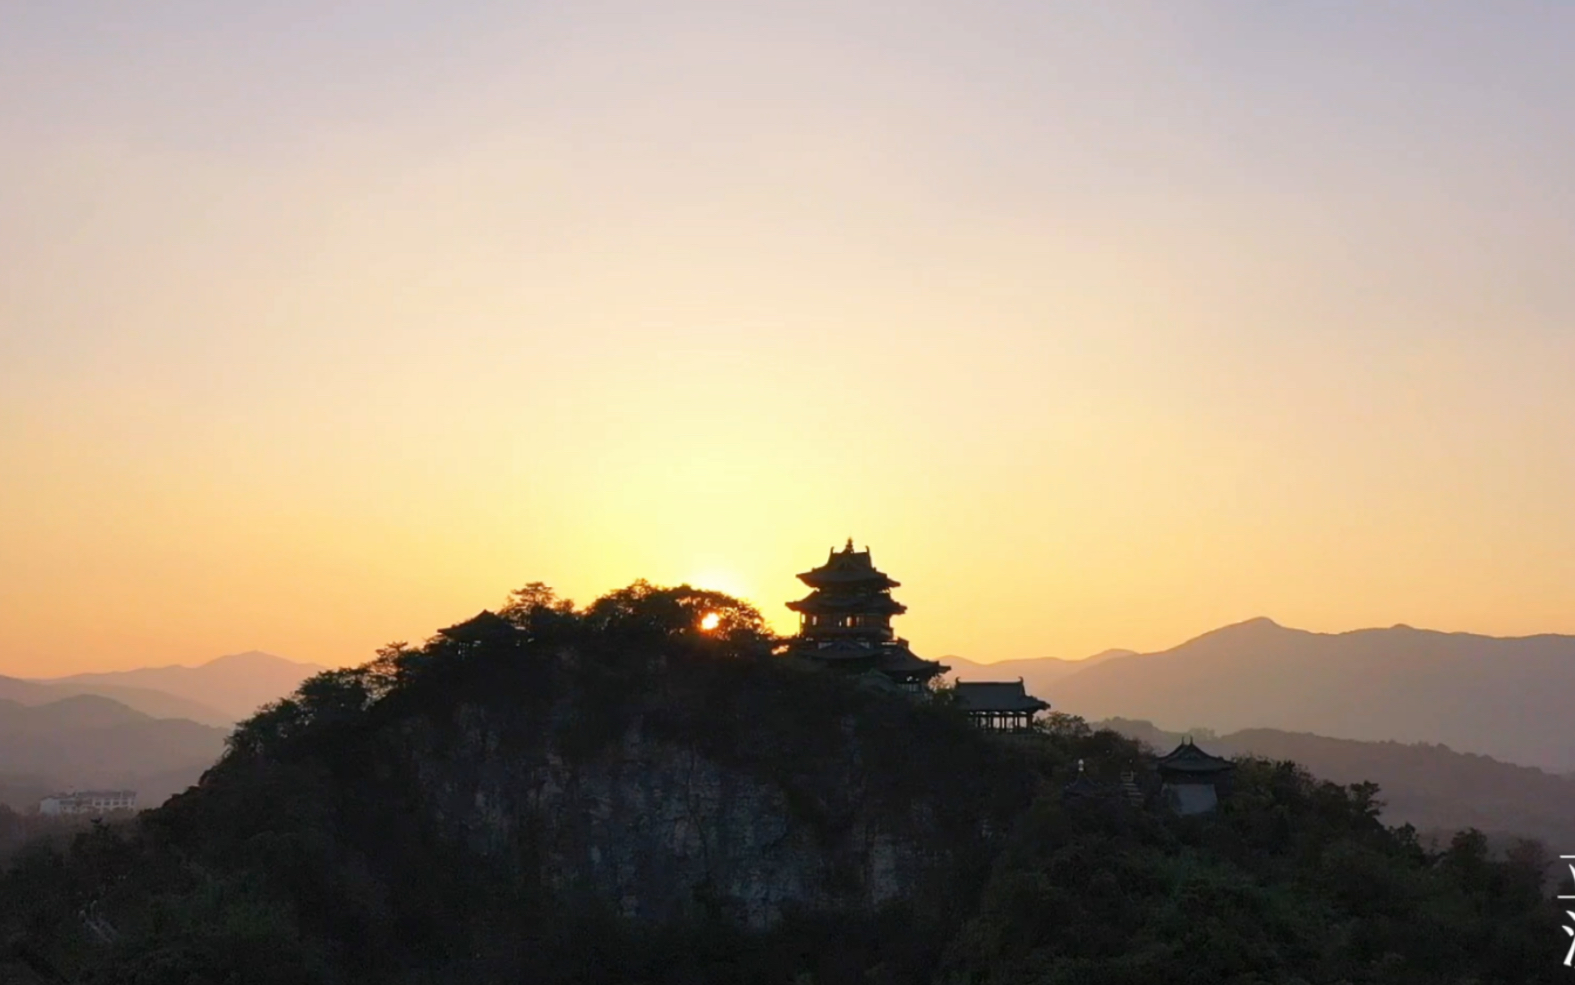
[39,790,138,816]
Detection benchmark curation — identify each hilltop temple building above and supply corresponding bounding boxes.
[784,542,1054,729]
[785,541,949,692]
[1154,737,1234,815]
[952,680,1050,731]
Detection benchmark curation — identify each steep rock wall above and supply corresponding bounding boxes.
[398,703,987,929]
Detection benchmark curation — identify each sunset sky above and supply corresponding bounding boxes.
[4,2,1574,676]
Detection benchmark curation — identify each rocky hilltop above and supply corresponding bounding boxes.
[78,583,1040,982]
[377,650,1028,930]
[0,583,1562,985]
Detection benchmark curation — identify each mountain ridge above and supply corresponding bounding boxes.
[1048,618,1575,771]
[942,647,1134,698]
[0,694,227,809]
[36,650,327,722]
[0,674,231,725]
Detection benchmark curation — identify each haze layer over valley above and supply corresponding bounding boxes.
[0,652,324,810]
[34,651,327,723]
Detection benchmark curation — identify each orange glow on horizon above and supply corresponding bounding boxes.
[3,5,1574,677]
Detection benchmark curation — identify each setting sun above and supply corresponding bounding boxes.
[699,612,722,632]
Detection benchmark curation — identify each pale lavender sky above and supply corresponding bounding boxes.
[2,2,1573,673]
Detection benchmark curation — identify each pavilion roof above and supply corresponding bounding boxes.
[1063,774,1103,800]
[953,680,1051,714]
[874,646,950,677]
[790,640,881,663]
[1154,737,1235,774]
[796,540,899,590]
[1061,760,1104,801]
[790,640,948,676]
[786,592,906,615]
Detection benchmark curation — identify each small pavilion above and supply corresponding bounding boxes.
[952,679,1050,731]
[1154,737,1235,815]
[1061,759,1104,803]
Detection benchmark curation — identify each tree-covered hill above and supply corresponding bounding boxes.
[0,583,1565,984]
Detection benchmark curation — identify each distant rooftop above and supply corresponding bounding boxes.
[1154,737,1234,774]
[953,680,1050,714]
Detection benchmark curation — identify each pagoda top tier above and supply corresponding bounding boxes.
[796,539,899,591]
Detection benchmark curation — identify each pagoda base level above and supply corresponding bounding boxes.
[787,647,946,694]
[966,711,1037,731]
[1162,782,1221,815]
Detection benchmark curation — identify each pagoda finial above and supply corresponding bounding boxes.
[1076,758,1085,774]
[845,537,854,551]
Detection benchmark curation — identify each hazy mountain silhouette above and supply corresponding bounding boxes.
[1100,717,1575,852]
[37,650,326,722]
[0,673,231,725]
[1050,618,1575,771]
[0,695,227,808]
[944,648,1134,698]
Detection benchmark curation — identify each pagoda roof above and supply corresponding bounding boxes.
[786,592,906,615]
[796,540,899,590]
[953,680,1051,714]
[791,639,882,663]
[791,640,949,677]
[1062,761,1104,801]
[874,645,950,677]
[1154,737,1235,775]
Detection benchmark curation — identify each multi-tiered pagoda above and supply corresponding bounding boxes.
[785,540,949,692]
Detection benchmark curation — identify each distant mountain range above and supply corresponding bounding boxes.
[1099,718,1575,852]
[35,650,327,722]
[945,649,1134,700]
[0,674,232,726]
[956,618,1575,772]
[0,651,325,810]
[0,695,228,810]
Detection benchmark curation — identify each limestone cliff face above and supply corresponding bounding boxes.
[394,698,1005,930]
